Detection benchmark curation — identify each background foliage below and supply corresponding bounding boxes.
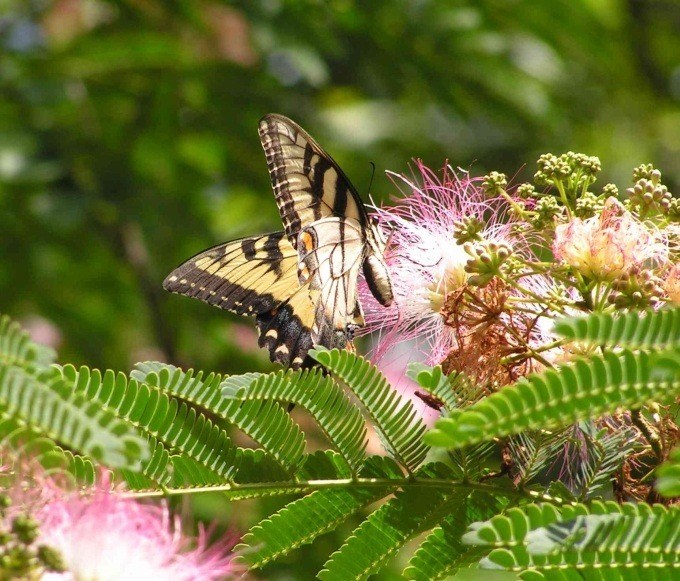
[2,1,680,578]
[2,0,680,373]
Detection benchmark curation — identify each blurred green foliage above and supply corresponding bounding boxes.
[1,0,679,376]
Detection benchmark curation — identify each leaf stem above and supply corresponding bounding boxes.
[122,476,572,505]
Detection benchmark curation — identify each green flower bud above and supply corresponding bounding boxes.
[601,183,618,197]
[516,183,535,198]
[12,515,39,545]
[37,545,67,573]
[482,171,507,196]
[632,163,655,182]
[531,196,561,228]
[453,216,484,244]
[575,191,605,218]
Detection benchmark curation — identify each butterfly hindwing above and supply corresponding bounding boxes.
[255,289,316,368]
[258,114,368,251]
[298,216,365,347]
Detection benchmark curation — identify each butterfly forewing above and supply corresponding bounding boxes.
[163,232,301,315]
[258,114,368,251]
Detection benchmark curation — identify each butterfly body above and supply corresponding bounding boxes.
[164,114,393,368]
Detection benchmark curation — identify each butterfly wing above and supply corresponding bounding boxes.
[164,115,393,369]
[163,231,316,367]
[297,216,366,349]
[258,114,369,252]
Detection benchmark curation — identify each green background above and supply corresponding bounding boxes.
[1,1,679,576]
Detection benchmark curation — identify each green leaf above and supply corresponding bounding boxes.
[0,366,148,468]
[464,501,680,576]
[236,456,399,569]
[134,363,305,474]
[224,367,367,473]
[406,363,460,412]
[63,365,241,483]
[656,447,680,497]
[554,307,680,350]
[404,492,501,580]
[311,348,429,472]
[519,512,680,575]
[508,430,569,488]
[568,424,635,500]
[426,349,680,448]
[0,314,55,370]
[0,414,96,484]
[319,463,462,580]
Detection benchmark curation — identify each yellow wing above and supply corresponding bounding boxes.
[163,231,316,368]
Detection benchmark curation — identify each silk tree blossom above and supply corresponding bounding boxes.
[359,162,552,389]
[553,197,667,282]
[15,473,237,581]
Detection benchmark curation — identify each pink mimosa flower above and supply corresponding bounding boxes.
[359,162,548,389]
[553,197,666,282]
[24,474,237,581]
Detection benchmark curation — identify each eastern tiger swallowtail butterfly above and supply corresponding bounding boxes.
[163,114,394,368]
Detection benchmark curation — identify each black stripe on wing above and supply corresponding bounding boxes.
[164,230,320,369]
[163,231,297,316]
[258,114,368,251]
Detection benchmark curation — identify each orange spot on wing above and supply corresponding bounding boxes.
[301,231,314,253]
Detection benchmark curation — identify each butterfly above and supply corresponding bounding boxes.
[163,114,393,369]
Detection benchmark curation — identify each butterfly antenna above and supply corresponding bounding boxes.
[367,161,377,207]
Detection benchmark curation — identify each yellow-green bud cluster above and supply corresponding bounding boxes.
[482,171,507,196]
[626,169,672,215]
[0,493,66,578]
[534,152,601,187]
[608,267,665,308]
[667,197,680,221]
[515,183,535,198]
[453,216,485,244]
[575,191,606,218]
[632,163,655,182]
[463,241,513,286]
[601,183,619,197]
[531,196,561,228]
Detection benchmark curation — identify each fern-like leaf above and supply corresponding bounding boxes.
[406,363,459,412]
[656,447,680,497]
[0,314,55,370]
[311,348,428,472]
[463,501,680,577]
[554,307,680,350]
[224,368,367,474]
[525,512,680,556]
[509,430,569,488]
[236,455,399,570]
[404,492,501,580]
[134,363,305,474]
[0,366,148,468]
[0,414,97,485]
[62,365,242,483]
[319,463,462,580]
[427,349,680,448]
[569,424,636,500]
